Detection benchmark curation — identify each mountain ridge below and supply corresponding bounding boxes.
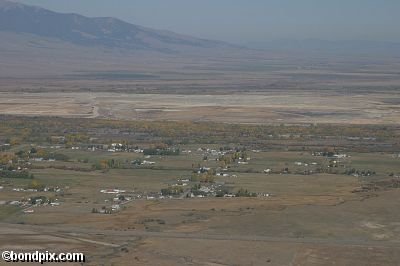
[0,0,237,53]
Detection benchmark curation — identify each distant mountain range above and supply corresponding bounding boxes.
[0,0,236,53]
[2,0,399,56]
[1,0,399,81]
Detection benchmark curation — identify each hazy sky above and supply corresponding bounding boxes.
[14,0,400,45]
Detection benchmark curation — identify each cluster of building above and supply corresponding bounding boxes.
[98,188,174,214]
[0,196,61,213]
[312,151,349,159]
[294,161,318,167]
[12,186,62,193]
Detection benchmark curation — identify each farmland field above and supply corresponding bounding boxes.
[1,121,400,265]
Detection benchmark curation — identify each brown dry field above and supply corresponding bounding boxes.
[1,188,400,266]
[1,150,400,266]
[1,90,400,124]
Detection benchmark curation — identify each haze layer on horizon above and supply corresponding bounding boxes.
[11,0,400,47]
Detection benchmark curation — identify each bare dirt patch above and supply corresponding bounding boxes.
[1,91,400,124]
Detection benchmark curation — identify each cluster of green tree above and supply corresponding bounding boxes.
[137,218,166,225]
[28,148,69,161]
[93,159,123,170]
[218,150,248,167]
[30,164,92,172]
[320,151,336,157]
[26,180,45,191]
[92,206,115,214]
[0,153,17,165]
[344,168,376,176]
[30,196,47,205]
[0,116,398,150]
[235,188,257,197]
[131,159,143,166]
[143,148,180,156]
[0,145,10,152]
[15,150,29,159]
[64,133,90,146]
[50,153,69,161]
[161,186,184,196]
[190,184,207,196]
[215,186,231,197]
[191,171,215,183]
[0,170,33,179]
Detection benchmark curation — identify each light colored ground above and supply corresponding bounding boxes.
[1,91,400,124]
